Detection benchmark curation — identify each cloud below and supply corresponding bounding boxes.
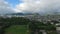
[16,0,41,13]
[16,0,60,14]
[0,0,16,14]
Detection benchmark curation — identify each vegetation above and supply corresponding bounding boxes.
[0,17,57,34]
[5,25,28,34]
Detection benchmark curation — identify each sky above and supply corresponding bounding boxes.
[5,0,20,7]
[0,0,60,14]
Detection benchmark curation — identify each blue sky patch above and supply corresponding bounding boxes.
[5,0,22,8]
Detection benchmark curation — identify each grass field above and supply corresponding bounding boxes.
[5,25,29,34]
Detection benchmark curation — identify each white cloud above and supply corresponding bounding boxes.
[0,0,16,14]
[16,0,60,14]
[16,0,41,13]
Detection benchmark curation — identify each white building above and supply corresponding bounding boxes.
[56,23,60,34]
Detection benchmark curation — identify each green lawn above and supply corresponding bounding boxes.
[5,25,29,34]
